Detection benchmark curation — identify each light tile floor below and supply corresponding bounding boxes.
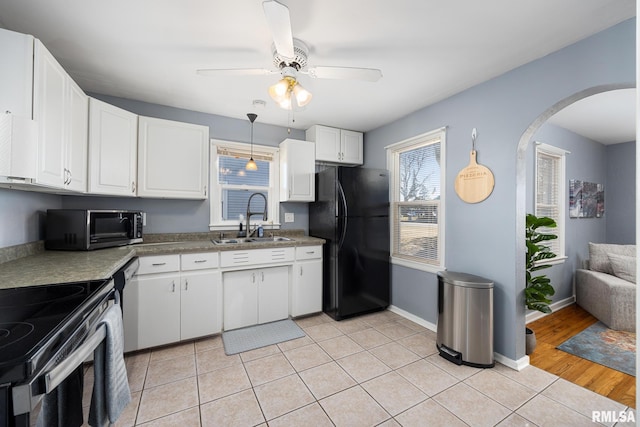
[87,310,636,426]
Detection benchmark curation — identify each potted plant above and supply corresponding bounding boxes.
[525,213,558,354]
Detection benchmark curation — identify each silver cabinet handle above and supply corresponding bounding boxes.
[194,260,207,263]
[252,273,256,283]
[204,185,207,196]
[172,281,176,292]
[300,266,303,276]
[132,181,136,193]
[152,262,166,266]
[306,251,315,255]
[261,272,264,282]
[184,279,188,291]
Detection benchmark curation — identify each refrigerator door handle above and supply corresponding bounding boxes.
[337,181,348,249]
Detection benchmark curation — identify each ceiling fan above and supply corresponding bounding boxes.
[196,0,383,110]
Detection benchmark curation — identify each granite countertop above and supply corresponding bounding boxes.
[0,231,325,289]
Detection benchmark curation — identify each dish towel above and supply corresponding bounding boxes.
[35,364,84,427]
[89,303,131,427]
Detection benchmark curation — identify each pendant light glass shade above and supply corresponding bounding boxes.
[245,113,258,171]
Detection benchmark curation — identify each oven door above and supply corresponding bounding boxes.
[9,286,117,425]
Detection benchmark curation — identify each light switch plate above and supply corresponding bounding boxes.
[284,212,295,223]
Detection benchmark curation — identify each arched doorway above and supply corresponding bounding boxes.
[514,83,636,359]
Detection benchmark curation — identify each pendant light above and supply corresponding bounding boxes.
[245,113,258,171]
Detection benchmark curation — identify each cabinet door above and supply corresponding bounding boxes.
[311,125,341,162]
[65,79,88,192]
[0,28,34,119]
[291,259,323,317]
[223,270,258,330]
[138,116,209,199]
[33,41,66,187]
[135,273,181,349]
[181,270,222,340]
[340,130,363,165]
[280,139,315,202]
[88,98,138,196]
[258,266,289,324]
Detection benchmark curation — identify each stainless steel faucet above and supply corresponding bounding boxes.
[246,192,267,237]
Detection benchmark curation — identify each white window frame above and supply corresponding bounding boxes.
[534,142,568,264]
[209,139,280,231]
[386,127,446,273]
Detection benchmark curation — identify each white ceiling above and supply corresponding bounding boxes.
[0,0,635,135]
[548,89,636,145]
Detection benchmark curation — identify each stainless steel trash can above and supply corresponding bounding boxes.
[436,271,494,368]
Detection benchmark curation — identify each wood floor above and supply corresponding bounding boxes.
[526,304,636,408]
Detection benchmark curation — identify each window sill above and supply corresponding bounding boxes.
[391,257,443,274]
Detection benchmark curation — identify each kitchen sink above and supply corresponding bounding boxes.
[211,236,293,245]
[211,238,251,245]
[248,236,293,242]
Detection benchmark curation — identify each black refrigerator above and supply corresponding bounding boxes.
[309,167,390,320]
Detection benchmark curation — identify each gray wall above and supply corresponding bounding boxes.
[606,141,636,244]
[0,188,61,247]
[363,18,635,361]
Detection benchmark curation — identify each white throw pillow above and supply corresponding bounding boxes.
[608,253,636,283]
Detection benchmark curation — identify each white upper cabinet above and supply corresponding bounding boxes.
[306,124,363,165]
[33,39,88,191]
[0,28,37,179]
[88,97,138,196]
[137,116,209,199]
[65,79,89,192]
[279,138,315,202]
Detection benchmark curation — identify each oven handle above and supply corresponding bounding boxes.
[44,324,106,393]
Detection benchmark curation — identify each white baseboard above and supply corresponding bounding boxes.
[525,296,576,323]
[388,305,437,332]
[389,305,526,371]
[494,353,530,371]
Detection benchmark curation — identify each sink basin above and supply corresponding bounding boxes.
[211,236,293,245]
[248,236,293,242]
[211,238,251,245]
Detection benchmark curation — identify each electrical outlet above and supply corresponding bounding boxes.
[284,212,295,223]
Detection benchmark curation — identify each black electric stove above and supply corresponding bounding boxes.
[0,279,114,426]
[0,280,112,384]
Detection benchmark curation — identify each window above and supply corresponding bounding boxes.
[534,142,567,260]
[209,140,280,230]
[386,128,445,272]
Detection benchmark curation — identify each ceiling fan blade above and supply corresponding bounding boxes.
[262,0,295,59]
[196,68,275,76]
[306,66,383,82]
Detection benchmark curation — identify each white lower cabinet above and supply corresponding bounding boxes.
[123,253,221,352]
[291,246,323,317]
[223,265,289,331]
[180,270,222,340]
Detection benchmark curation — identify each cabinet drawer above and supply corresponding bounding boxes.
[220,247,295,267]
[296,245,322,260]
[181,252,219,270]
[137,255,180,274]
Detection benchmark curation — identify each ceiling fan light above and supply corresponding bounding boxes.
[292,83,312,107]
[278,97,292,110]
[269,78,289,99]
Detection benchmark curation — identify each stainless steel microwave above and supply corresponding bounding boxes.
[45,209,144,250]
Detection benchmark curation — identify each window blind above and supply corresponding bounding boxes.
[535,145,565,257]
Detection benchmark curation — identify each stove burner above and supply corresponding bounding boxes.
[0,322,35,350]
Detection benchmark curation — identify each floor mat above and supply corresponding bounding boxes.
[222,319,305,355]
[556,321,635,376]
